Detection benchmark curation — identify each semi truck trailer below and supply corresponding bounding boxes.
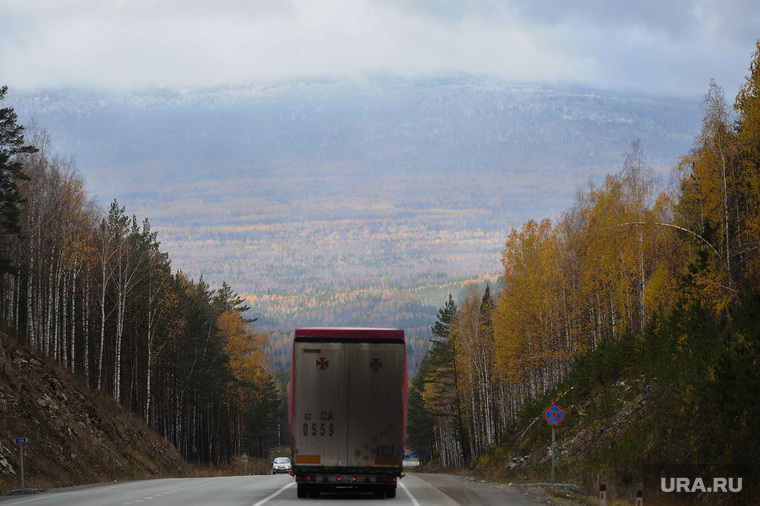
[289,327,407,499]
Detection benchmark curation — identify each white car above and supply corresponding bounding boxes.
[272,457,291,474]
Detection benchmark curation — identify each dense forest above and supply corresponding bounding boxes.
[0,86,281,465]
[408,42,760,484]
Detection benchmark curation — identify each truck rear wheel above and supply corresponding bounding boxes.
[386,485,397,498]
[297,483,308,498]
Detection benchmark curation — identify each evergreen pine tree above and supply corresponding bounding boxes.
[431,292,457,342]
[0,85,37,273]
[406,353,436,463]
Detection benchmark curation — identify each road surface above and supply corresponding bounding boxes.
[0,473,543,505]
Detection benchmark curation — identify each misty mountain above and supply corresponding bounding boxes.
[7,76,702,347]
[9,75,699,194]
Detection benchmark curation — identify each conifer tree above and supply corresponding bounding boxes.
[406,352,435,463]
[431,292,457,342]
[0,86,37,274]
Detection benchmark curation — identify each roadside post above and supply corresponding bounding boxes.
[543,405,564,483]
[636,489,643,505]
[14,438,28,490]
[242,452,248,475]
[599,483,607,506]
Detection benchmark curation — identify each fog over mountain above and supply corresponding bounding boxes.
[11,76,698,184]
[7,76,701,352]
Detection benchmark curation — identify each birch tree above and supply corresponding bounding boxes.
[106,202,147,403]
[95,214,116,390]
[450,283,501,459]
[676,81,739,310]
[60,176,93,373]
[140,238,172,424]
[734,40,760,286]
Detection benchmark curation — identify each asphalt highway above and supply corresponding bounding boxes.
[0,473,542,505]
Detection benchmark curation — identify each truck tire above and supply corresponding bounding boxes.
[297,483,308,498]
[386,485,397,498]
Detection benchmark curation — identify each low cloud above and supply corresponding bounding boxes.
[1,0,757,96]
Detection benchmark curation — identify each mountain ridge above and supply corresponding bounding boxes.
[7,76,700,182]
[6,76,703,366]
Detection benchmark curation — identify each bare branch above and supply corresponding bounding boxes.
[604,221,723,265]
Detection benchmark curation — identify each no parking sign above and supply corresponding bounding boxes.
[544,404,565,426]
[543,404,564,483]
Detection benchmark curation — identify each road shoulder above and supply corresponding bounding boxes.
[409,473,589,505]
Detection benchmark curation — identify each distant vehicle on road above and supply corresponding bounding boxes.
[289,327,407,499]
[272,457,291,474]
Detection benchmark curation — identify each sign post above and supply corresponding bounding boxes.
[14,438,28,490]
[543,405,564,483]
[242,452,248,475]
[551,425,555,482]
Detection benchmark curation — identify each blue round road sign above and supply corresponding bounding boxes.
[544,404,564,426]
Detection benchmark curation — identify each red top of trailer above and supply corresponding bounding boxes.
[294,327,405,341]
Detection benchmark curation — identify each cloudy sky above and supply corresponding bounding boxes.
[1,0,758,97]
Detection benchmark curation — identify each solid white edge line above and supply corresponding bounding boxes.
[252,480,295,506]
[399,479,421,506]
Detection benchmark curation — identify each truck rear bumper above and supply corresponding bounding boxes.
[294,471,399,499]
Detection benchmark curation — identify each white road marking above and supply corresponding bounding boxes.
[251,481,295,506]
[400,480,421,506]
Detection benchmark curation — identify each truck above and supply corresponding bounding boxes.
[289,327,407,499]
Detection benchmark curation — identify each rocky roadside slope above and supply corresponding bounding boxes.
[0,330,187,494]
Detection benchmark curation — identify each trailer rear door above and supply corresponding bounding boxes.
[292,342,349,467]
[346,342,405,468]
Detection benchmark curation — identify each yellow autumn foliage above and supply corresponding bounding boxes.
[217,310,270,409]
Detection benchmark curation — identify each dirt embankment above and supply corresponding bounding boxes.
[0,330,187,494]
